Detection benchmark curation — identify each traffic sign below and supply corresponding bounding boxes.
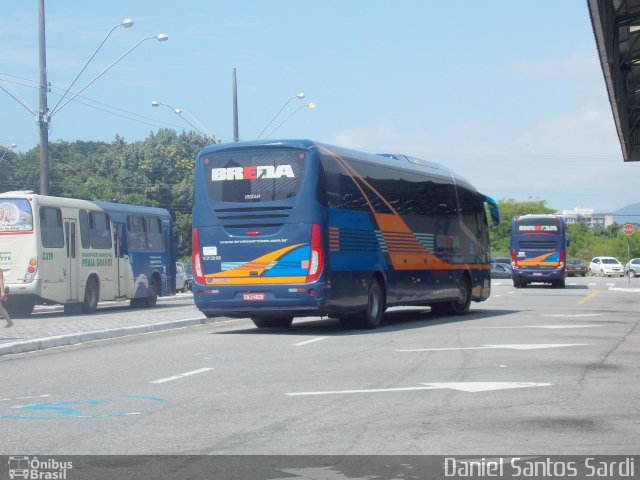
[623,223,635,236]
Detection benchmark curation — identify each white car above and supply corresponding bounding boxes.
[589,256,624,277]
[625,258,640,277]
[175,262,189,292]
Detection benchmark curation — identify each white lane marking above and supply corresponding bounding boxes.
[542,314,601,317]
[3,394,53,402]
[458,325,605,330]
[150,367,214,384]
[607,282,640,293]
[294,337,328,347]
[396,344,590,352]
[287,382,552,396]
[420,382,552,392]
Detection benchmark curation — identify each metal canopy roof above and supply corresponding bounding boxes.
[589,0,640,161]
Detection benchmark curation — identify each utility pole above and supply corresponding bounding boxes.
[232,68,239,142]
[38,0,50,195]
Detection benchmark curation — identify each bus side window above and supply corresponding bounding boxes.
[89,212,112,249]
[146,217,163,250]
[40,207,64,248]
[127,215,146,250]
[79,210,91,249]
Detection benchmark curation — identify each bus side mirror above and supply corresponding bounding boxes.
[485,196,500,227]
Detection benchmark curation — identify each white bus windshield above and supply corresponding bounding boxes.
[0,199,33,232]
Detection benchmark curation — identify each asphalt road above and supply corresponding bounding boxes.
[1,276,638,456]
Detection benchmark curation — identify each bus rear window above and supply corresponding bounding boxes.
[514,217,561,233]
[0,199,33,232]
[202,149,305,203]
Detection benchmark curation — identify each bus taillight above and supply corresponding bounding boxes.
[511,249,517,267]
[558,250,565,268]
[25,257,38,281]
[192,227,206,285]
[306,224,323,283]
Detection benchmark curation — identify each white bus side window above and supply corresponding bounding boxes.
[89,212,112,249]
[40,207,64,248]
[79,210,91,248]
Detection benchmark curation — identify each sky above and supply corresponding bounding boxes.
[0,0,637,213]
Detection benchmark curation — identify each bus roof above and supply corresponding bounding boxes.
[93,201,170,218]
[0,192,170,218]
[197,139,480,189]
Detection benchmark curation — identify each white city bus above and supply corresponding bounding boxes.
[0,192,177,317]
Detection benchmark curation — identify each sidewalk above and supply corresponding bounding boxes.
[0,294,218,357]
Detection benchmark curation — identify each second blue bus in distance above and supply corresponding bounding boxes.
[510,214,569,288]
[191,140,500,329]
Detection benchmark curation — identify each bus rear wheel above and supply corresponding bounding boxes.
[145,281,159,307]
[251,317,293,328]
[5,297,36,318]
[82,277,99,313]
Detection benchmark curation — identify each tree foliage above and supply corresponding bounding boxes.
[0,129,209,260]
[2,138,639,263]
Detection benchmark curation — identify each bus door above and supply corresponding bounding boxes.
[64,219,79,301]
[113,223,128,297]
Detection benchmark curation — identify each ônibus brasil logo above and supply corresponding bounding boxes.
[8,456,73,480]
[211,165,295,181]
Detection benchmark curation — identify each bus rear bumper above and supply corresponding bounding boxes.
[193,283,329,318]
[4,281,42,297]
[512,269,564,283]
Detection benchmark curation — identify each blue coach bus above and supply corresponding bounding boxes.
[510,214,569,288]
[0,192,176,316]
[191,140,499,328]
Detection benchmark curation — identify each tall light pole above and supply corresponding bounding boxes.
[257,92,305,139]
[232,68,239,142]
[38,0,49,195]
[35,0,166,195]
[50,18,134,115]
[52,34,168,116]
[151,100,215,141]
[264,102,317,139]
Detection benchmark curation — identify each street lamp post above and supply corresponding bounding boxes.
[151,100,214,141]
[52,34,168,117]
[38,0,49,195]
[264,102,317,139]
[257,93,305,139]
[35,0,167,195]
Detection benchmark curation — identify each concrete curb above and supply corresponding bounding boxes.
[0,316,217,356]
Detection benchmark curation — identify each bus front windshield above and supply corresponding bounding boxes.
[202,149,306,203]
[0,199,34,232]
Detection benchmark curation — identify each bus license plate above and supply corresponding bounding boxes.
[243,292,264,301]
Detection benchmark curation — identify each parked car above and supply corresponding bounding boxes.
[491,256,511,266]
[588,256,624,277]
[566,259,588,277]
[176,262,189,293]
[491,262,512,279]
[624,258,640,277]
[184,264,194,291]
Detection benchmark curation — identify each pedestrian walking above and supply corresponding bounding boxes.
[0,269,13,328]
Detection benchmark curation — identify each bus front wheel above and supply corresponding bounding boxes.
[82,277,99,313]
[448,276,472,315]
